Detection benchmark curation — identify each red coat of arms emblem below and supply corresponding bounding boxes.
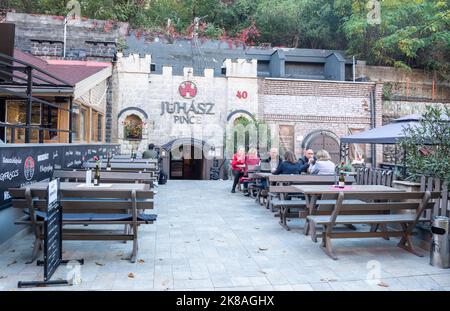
[179,81,197,99]
[24,156,35,181]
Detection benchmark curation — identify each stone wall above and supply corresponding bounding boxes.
[6,12,128,61]
[113,53,259,158]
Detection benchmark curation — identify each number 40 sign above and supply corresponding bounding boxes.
[236,90,248,99]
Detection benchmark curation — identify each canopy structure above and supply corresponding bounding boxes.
[340,115,423,145]
[340,114,449,168]
[341,114,449,145]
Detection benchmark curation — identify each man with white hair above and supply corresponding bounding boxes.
[262,147,282,173]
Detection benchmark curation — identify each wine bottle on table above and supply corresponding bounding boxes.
[93,162,100,186]
[338,172,345,188]
[106,154,112,171]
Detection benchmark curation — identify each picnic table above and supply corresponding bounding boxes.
[23,181,149,191]
[83,161,158,172]
[292,184,406,235]
[90,158,158,164]
[10,181,155,262]
[53,170,154,187]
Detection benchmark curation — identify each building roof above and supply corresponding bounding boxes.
[125,35,352,77]
[13,49,111,86]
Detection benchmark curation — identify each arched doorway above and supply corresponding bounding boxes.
[162,138,208,180]
[304,130,340,163]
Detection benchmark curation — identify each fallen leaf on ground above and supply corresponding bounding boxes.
[137,259,145,264]
[128,273,135,278]
[95,262,104,266]
[258,247,268,251]
[7,261,17,267]
[116,253,123,257]
[377,282,389,287]
[255,227,260,230]
[259,270,268,274]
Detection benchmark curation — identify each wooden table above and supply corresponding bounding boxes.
[83,162,158,172]
[292,184,406,235]
[90,158,158,164]
[53,170,154,186]
[22,181,148,192]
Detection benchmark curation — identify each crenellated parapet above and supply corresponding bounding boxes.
[223,58,258,78]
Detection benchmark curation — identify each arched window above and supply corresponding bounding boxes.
[123,114,143,140]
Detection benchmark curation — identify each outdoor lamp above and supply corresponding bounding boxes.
[208,146,215,158]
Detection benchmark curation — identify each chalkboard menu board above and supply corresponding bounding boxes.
[44,178,62,282]
[0,143,120,210]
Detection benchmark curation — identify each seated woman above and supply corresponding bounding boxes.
[273,151,301,175]
[231,146,246,193]
[309,150,336,175]
[241,148,261,196]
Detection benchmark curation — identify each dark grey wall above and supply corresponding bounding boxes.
[324,53,345,81]
[285,62,325,79]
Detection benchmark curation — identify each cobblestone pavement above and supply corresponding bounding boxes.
[0,180,449,291]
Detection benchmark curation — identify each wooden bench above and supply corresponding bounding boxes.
[266,174,355,225]
[306,191,440,260]
[9,186,155,263]
[269,184,362,231]
[266,175,355,212]
[53,170,154,187]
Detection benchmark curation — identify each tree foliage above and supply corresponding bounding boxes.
[400,105,450,183]
[2,0,449,79]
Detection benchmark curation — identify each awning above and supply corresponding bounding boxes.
[340,114,449,144]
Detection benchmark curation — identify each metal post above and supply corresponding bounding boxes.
[25,66,33,143]
[352,56,356,82]
[39,103,44,143]
[68,97,73,143]
[370,89,377,168]
[63,17,67,58]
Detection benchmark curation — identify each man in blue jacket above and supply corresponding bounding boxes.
[298,149,316,174]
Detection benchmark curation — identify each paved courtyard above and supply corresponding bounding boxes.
[0,180,449,291]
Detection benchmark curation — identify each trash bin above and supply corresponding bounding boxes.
[430,216,449,268]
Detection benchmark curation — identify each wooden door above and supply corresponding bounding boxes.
[308,132,340,164]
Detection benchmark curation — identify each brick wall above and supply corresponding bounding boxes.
[259,78,381,164]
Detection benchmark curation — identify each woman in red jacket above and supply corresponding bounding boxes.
[231,146,246,193]
[241,147,261,196]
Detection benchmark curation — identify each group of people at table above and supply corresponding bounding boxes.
[230,147,337,193]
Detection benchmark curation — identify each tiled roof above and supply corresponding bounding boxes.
[13,49,111,86]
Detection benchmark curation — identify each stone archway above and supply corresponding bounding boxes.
[303,130,340,163]
[161,138,211,180]
[117,108,149,154]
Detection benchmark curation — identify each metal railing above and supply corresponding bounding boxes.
[0,51,74,143]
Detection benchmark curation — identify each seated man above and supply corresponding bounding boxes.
[142,143,158,159]
[298,149,316,174]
